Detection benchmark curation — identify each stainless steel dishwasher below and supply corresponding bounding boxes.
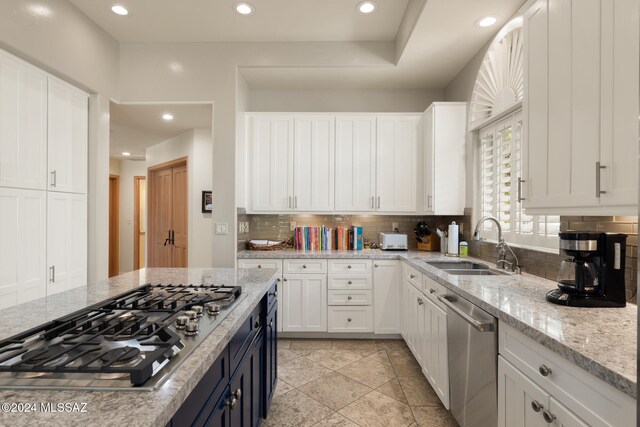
[437,292,497,427]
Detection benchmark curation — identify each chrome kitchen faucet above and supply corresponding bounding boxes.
[473,216,521,274]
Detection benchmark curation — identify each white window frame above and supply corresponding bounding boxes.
[477,110,560,252]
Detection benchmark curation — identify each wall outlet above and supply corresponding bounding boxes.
[290,222,296,231]
[392,222,399,231]
[238,222,249,234]
[215,223,228,235]
[244,222,249,233]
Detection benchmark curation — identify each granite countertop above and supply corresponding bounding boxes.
[238,249,638,399]
[0,268,278,427]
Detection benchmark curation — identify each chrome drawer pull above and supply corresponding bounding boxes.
[531,400,543,412]
[542,410,556,423]
[538,364,552,377]
[348,280,353,285]
[347,296,352,300]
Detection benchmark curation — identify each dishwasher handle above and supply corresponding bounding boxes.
[438,295,494,332]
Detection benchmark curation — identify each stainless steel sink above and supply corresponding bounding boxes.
[424,261,490,270]
[444,269,508,276]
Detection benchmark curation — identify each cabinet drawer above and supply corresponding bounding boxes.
[422,275,447,310]
[266,281,278,313]
[499,323,635,427]
[328,290,372,306]
[283,259,327,274]
[328,259,372,274]
[238,259,282,271]
[328,307,373,333]
[403,263,422,289]
[327,275,372,290]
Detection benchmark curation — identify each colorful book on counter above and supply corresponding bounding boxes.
[293,225,363,251]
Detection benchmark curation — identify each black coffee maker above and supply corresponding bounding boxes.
[546,232,627,307]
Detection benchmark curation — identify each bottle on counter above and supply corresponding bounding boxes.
[459,240,468,257]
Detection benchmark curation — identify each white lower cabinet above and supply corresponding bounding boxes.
[373,260,400,334]
[47,192,87,295]
[238,259,284,332]
[499,323,635,427]
[282,274,327,332]
[327,306,373,333]
[0,188,47,308]
[424,297,449,409]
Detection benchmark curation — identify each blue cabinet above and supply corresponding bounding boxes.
[170,282,278,427]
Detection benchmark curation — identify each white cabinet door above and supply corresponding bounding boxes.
[47,192,87,295]
[376,116,418,212]
[428,300,449,409]
[549,397,589,427]
[281,274,327,332]
[423,103,466,215]
[48,77,88,194]
[335,116,376,211]
[499,356,549,427]
[0,188,46,309]
[0,51,47,190]
[373,260,400,334]
[293,116,334,211]
[250,116,294,212]
[238,259,283,332]
[599,0,639,207]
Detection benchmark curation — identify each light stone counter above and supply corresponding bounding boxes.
[239,249,638,398]
[0,268,278,427]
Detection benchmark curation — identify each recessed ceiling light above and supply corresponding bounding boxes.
[111,5,128,16]
[234,2,254,15]
[477,16,498,27]
[357,1,376,14]
[162,113,174,121]
[29,4,52,17]
[122,152,131,156]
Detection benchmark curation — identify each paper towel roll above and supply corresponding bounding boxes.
[448,222,459,256]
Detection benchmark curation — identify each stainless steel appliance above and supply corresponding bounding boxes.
[0,283,244,391]
[547,231,627,307]
[438,293,497,427]
[379,232,408,250]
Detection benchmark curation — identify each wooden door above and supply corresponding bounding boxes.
[148,159,188,268]
[108,175,119,277]
[133,176,146,270]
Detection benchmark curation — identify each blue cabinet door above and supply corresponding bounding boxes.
[229,329,263,427]
[263,304,277,418]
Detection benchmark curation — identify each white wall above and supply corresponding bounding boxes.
[0,0,119,284]
[110,158,121,176]
[248,89,442,112]
[146,129,214,267]
[117,160,147,273]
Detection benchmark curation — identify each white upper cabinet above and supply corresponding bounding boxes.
[47,192,87,296]
[376,116,418,212]
[48,77,88,194]
[250,115,294,212]
[0,50,47,190]
[335,116,376,212]
[422,103,466,215]
[293,116,335,211]
[523,0,638,214]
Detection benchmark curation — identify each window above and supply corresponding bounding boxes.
[478,111,560,251]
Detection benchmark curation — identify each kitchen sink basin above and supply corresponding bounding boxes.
[424,261,490,270]
[443,269,508,276]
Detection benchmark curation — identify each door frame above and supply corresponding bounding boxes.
[147,157,188,267]
[108,174,120,277]
[133,175,146,270]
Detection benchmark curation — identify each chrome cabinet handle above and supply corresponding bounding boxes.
[417,297,423,305]
[596,162,606,197]
[410,274,416,279]
[542,410,556,423]
[347,318,352,322]
[227,388,242,410]
[283,277,288,282]
[538,364,552,377]
[531,400,543,412]
[269,290,278,297]
[257,264,262,268]
[348,280,353,284]
[374,264,379,268]
[50,170,57,187]
[347,265,352,269]
[302,264,307,269]
[371,196,374,209]
[268,320,273,328]
[377,196,381,209]
[427,194,432,208]
[288,196,292,208]
[347,296,352,300]
[277,277,281,282]
[49,266,55,283]
[517,177,526,202]
[429,288,435,294]
[294,196,298,209]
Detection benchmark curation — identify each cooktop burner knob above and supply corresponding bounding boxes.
[184,310,197,320]
[184,320,199,336]
[192,305,204,316]
[176,315,188,329]
[206,302,221,315]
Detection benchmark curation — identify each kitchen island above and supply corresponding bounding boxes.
[0,268,278,427]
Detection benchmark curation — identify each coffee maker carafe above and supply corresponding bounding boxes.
[546,232,627,307]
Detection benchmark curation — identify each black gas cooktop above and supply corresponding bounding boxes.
[0,283,243,391]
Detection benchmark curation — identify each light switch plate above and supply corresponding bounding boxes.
[215,223,228,235]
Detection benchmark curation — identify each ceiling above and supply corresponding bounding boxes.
[69,0,410,43]
[109,103,212,158]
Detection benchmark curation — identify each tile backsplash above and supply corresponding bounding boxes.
[462,209,638,303]
[237,213,464,251]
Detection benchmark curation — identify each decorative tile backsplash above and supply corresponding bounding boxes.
[237,214,464,251]
[462,209,638,303]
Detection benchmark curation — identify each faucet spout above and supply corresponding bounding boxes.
[473,216,503,243]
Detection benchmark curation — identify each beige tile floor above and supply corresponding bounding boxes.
[263,339,459,427]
